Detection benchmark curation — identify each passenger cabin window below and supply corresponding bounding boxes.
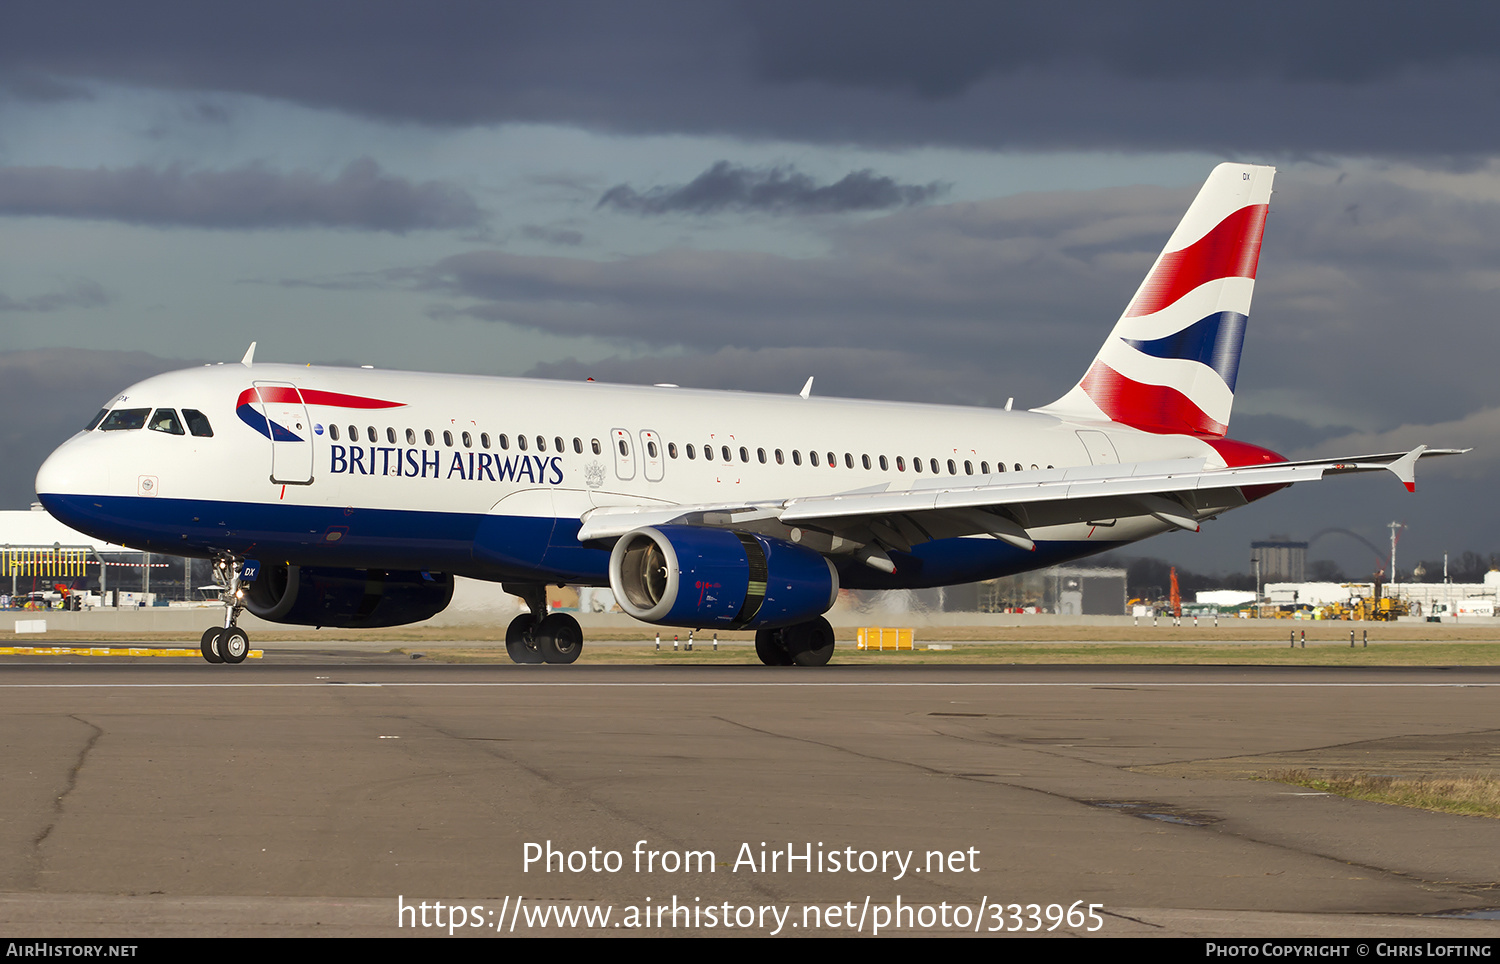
[518,435,528,451]
[481,433,490,449]
[183,410,213,437]
[554,436,564,453]
[149,409,184,435]
[443,431,453,447]
[686,444,696,460]
[329,424,341,441]
[591,439,602,455]
[99,409,150,431]
[407,429,417,445]
[537,436,547,452]
[573,438,583,454]
[499,434,509,449]
[85,409,108,431]
[462,431,472,448]
[425,430,435,446]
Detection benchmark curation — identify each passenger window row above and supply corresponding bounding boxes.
[665,441,1049,476]
[324,424,605,457]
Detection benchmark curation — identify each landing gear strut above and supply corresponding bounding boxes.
[755,616,836,666]
[503,583,584,665]
[202,555,251,665]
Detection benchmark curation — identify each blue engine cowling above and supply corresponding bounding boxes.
[608,525,838,629]
[244,564,454,629]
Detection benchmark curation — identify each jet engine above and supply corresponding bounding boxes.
[608,525,838,629]
[243,564,454,628]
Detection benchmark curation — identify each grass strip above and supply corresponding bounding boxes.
[1267,769,1500,819]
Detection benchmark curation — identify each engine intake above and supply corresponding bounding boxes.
[243,565,453,628]
[608,525,837,629]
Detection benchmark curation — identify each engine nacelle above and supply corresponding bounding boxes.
[608,525,838,629]
[243,565,454,629]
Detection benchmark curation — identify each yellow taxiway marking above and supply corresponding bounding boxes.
[0,646,263,659]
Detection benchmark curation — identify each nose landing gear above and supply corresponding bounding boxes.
[202,555,251,665]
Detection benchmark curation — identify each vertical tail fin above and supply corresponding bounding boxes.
[1039,163,1275,436]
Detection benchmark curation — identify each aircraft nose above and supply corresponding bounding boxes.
[35,437,103,502]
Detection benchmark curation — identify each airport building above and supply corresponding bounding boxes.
[1265,572,1500,617]
[1251,537,1307,583]
[0,505,210,607]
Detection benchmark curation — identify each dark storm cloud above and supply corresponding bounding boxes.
[598,162,947,216]
[0,280,109,313]
[744,2,1500,94]
[6,2,1500,154]
[413,169,1500,439]
[0,159,482,232]
[520,224,585,246]
[421,182,1182,381]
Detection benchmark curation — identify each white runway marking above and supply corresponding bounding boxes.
[0,681,1494,689]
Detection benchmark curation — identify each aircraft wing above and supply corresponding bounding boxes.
[574,446,1466,564]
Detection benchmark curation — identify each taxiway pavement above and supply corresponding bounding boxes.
[1,655,1498,937]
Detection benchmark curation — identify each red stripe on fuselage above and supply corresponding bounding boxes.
[1126,204,1267,318]
[1078,361,1227,436]
[236,387,406,409]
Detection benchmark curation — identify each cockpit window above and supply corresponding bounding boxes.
[85,409,108,431]
[99,409,150,431]
[182,410,212,437]
[148,409,185,436]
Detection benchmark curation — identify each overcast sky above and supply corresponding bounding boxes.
[3,1,1497,577]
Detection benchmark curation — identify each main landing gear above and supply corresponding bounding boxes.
[754,616,836,667]
[503,583,583,665]
[201,555,251,665]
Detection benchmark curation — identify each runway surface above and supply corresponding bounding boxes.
[2,652,1499,937]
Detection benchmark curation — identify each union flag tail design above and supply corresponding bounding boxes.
[1040,163,1274,436]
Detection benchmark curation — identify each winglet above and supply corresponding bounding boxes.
[240,342,257,367]
[799,376,814,399]
[1386,445,1427,493]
